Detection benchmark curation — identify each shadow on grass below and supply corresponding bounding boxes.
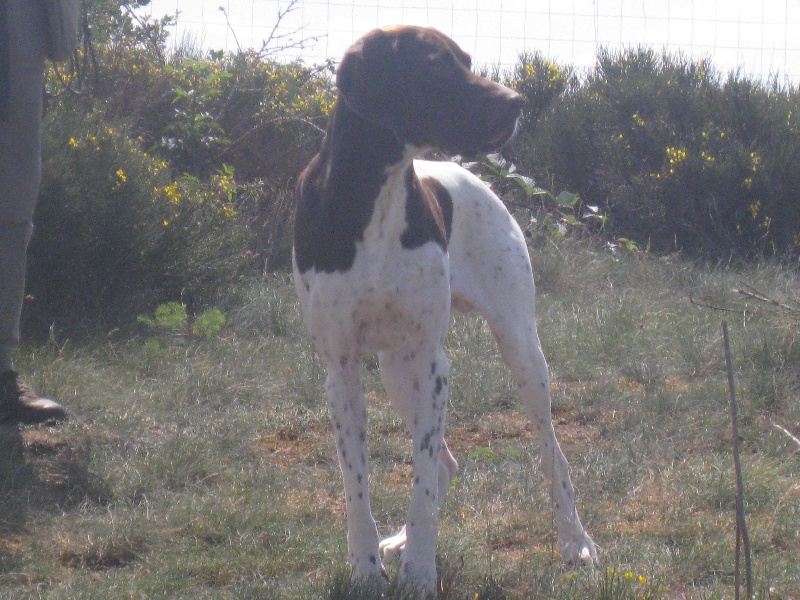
[321,559,512,600]
[0,425,30,536]
[0,424,112,558]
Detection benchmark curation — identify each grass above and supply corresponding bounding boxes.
[1,235,799,599]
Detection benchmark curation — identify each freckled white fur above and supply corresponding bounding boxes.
[294,154,595,595]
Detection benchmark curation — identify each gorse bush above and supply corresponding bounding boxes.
[96,42,334,183]
[503,50,571,127]
[507,47,800,261]
[27,105,252,338]
[29,4,335,338]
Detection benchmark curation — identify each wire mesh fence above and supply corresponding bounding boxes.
[139,0,800,84]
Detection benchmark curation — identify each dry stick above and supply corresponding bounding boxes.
[722,321,753,600]
[771,422,800,451]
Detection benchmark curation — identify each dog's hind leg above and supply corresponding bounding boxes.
[484,303,596,564]
[447,170,596,565]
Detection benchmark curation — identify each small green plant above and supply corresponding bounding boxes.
[192,307,226,337]
[137,302,225,339]
[137,301,188,334]
[460,153,625,247]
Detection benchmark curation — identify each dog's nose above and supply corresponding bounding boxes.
[495,90,524,124]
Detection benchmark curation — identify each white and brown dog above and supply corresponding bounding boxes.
[293,25,595,595]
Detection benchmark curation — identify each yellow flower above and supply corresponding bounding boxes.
[115,169,127,183]
[666,146,687,164]
[162,182,181,204]
[750,151,762,172]
[68,137,79,148]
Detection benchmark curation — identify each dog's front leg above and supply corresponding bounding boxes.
[324,356,384,585]
[378,348,459,563]
[397,348,450,596]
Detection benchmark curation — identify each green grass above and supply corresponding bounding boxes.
[1,237,799,599]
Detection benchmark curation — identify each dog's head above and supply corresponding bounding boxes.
[336,25,524,156]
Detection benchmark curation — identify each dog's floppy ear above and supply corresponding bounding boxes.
[336,30,402,137]
[335,41,363,99]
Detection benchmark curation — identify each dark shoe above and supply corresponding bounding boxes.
[0,371,66,425]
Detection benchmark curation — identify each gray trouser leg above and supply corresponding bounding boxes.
[0,0,46,373]
[0,221,33,372]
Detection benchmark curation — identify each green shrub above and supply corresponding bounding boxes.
[26,106,252,339]
[506,47,800,261]
[82,37,333,271]
[94,45,334,185]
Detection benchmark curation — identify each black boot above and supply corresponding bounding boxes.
[0,370,66,425]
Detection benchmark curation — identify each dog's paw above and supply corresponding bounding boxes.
[379,525,407,561]
[397,559,438,599]
[348,568,389,597]
[561,532,597,566]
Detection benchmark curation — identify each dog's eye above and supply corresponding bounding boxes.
[428,54,460,79]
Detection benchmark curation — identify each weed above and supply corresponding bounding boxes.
[138,302,226,339]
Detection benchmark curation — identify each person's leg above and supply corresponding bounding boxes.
[0,221,32,374]
[1,0,44,372]
[0,219,66,426]
[0,0,65,424]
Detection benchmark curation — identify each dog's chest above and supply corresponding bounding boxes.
[295,172,451,355]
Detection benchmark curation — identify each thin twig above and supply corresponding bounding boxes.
[123,3,169,64]
[722,321,753,600]
[219,7,244,55]
[208,115,326,166]
[735,283,800,315]
[688,296,742,313]
[772,422,800,451]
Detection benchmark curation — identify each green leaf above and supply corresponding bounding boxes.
[485,153,508,171]
[506,173,542,195]
[555,191,580,207]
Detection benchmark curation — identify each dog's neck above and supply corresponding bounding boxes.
[329,99,408,184]
[294,98,420,273]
